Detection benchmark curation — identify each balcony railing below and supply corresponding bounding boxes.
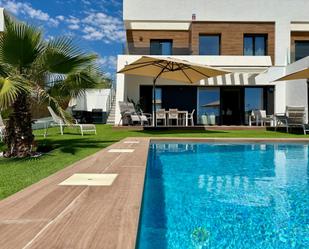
[122,42,274,58]
[122,42,192,55]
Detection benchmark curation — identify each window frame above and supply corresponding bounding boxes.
[243,34,268,56]
[198,34,221,56]
[150,39,173,55]
[294,40,309,61]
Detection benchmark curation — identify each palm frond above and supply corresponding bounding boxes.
[40,37,97,74]
[0,63,11,77]
[0,12,45,69]
[47,67,101,100]
[0,77,30,109]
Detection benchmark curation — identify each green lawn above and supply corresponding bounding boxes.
[0,125,307,200]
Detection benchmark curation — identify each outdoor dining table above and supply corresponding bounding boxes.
[154,110,188,126]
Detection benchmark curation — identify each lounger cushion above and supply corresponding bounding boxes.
[131,115,140,122]
[76,124,96,130]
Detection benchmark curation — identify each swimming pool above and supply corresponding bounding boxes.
[136,142,309,249]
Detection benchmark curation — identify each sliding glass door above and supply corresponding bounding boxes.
[197,88,220,125]
[244,88,264,124]
[198,87,273,125]
[221,88,243,125]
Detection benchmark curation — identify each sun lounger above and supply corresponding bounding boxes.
[48,106,96,136]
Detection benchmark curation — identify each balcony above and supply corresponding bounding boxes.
[122,42,191,55]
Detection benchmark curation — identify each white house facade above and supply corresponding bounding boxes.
[118,0,309,125]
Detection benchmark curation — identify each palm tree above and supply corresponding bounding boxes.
[0,13,102,158]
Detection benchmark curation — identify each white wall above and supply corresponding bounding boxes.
[256,57,309,117]
[124,0,309,66]
[74,89,111,112]
[284,57,309,120]
[124,0,309,23]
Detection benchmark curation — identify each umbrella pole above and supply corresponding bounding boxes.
[153,78,157,127]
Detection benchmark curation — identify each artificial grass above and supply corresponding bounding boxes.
[0,125,307,200]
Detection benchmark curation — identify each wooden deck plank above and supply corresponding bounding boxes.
[0,221,48,249]
[0,138,150,249]
[26,167,145,249]
[0,141,130,219]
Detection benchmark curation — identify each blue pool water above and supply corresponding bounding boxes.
[137,143,309,249]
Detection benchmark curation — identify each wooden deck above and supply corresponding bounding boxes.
[0,138,150,249]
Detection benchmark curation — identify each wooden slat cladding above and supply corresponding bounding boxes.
[191,22,275,64]
[126,22,275,64]
[126,30,190,55]
[290,32,309,62]
[291,31,309,44]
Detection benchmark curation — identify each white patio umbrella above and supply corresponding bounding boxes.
[118,56,229,126]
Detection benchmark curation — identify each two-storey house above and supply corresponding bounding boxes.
[115,0,309,126]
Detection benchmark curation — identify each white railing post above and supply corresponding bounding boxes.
[106,85,116,115]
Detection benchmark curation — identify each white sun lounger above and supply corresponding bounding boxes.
[48,106,96,136]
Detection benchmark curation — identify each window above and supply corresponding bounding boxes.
[150,40,173,55]
[295,41,309,61]
[244,35,267,56]
[197,88,220,125]
[199,35,220,55]
[244,88,264,125]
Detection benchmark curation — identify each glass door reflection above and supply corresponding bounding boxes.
[197,87,220,125]
[245,88,264,125]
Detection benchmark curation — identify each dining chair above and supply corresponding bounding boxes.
[188,109,195,126]
[259,110,273,127]
[156,109,167,126]
[168,109,179,126]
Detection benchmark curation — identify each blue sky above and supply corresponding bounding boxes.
[0,0,124,79]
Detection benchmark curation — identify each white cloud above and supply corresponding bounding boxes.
[81,12,125,43]
[104,72,112,78]
[49,19,60,27]
[1,0,125,44]
[82,26,104,40]
[3,1,20,15]
[98,56,117,78]
[1,0,59,27]
[68,24,80,30]
[98,56,117,71]
[81,0,91,5]
[46,35,55,41]
[66,16,80,25]
[56,15,65,21]
[65,16,82,31]
[23,5,49,21]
